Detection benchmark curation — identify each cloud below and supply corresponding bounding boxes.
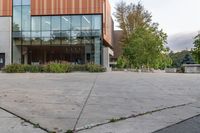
[167,32,197,52]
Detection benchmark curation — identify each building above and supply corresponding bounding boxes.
[0,0,114,69]
[111,30,123,62]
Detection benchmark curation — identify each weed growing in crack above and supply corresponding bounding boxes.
[66,129,73,133]
[33,123,40,128]
[110,118,118,123]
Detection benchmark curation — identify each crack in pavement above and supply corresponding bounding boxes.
[73,74,99,132]
[0,106,49,133]
[75,102,193,132]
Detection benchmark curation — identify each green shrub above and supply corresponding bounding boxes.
[71,64,87,72]
[3,63,106,73]
[3,64,26,73]
[43,63,72,73]
[25,65,42,73]
[86,64,106,72]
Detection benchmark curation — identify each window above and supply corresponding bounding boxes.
[92,15,102,30]
[13,6,22,31]
[61,16,71,30]
[61,31,70,45]
[82,15,92,30]
[71,31,81,44]
[32,17,41,31]
[22,32,30,38]
[52,16,61,31]
[42,38,51,45]
[13,0,21,5]
[51,31,61,45]
[22,6,31,31]
[22,0,30,5]
[71,16,81,30]
[42,16,51,31]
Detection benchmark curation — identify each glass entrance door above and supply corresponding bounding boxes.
[0,53,5,69]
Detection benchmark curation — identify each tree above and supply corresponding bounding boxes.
[192,32,200,63]
[169,50,195,68]
[114,2,152,42]
[123,27,168,69]
[115,2,168,69]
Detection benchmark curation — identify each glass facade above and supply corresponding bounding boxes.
[12,0,103,65]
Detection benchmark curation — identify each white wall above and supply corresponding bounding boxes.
[0,17,12,66]
[103,46,113,69]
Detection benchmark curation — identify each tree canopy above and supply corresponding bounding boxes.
[192,33,200,63]
[169,50,195,68]
[115,2,170,69]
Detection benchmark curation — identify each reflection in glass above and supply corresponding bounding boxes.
[51,31,61,45]
[13,6,21,31]
[32,17,41,31]
[22,6,31,31]
[13,32,22,38]
[22,0,30,5]
[13,38,22,45]
[42,38,51,45]
[22,38,31,45]
[71,31,81,44]
[52,16,61,31]
[92,15,102,30]
[31,38,41,45]
[61,31,70,45]
[82,15,92,30]
[61,16,71,30]
[41,31,51,38]
[71,16,81,30]
[42,16,51,31]
[82,31,92,44]
[22,32,30,38]
[13,0,21,5]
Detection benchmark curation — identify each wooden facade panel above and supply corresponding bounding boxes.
[103,0,113,47]
[0,0,12,16]
[31,0,103,15]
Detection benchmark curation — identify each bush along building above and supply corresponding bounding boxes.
[0,0,114,69]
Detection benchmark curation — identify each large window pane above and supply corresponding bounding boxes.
[52,16,61,31]
[92,15,102,30]
[42,16,51,31]
[22,6,31,31]
[32,17,41,31]
[13,6,21,31]
[42,38,51,45]
[82,15,92,30]
[32,32,40,38]
[71,31,81,44]
[41,31,51,38]
[13,0,21,5]
[22,32,30,38]
[13,38,22,45]
[31,38,41,45]
[71,16,81,30]
[13,32,22,38]
[22,38,31,45]
[82,31,92,44]
[51,31,61,45]
[61,31,70,45]
[61,16,71,30]
[22,0,30,5]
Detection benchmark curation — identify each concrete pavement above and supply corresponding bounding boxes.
[0,72,200,133]
[0,108,45,133]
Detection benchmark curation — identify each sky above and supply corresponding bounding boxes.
[110,0,200,36]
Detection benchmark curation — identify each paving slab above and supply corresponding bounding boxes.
[154,113,200,133]
[0,109,45,133]
[0,72,200,133]
[0,73,97,132]
[78,103,200,133]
